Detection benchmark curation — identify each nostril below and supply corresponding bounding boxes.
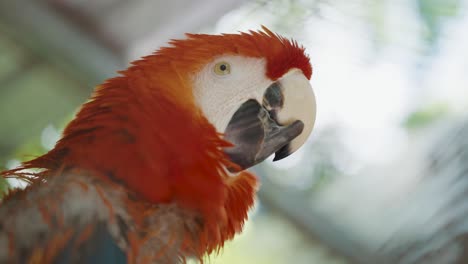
[263,82,284,111]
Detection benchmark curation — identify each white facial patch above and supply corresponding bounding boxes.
[192,56,273,133]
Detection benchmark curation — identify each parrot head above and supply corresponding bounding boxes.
[193,50,315,171]
[178,27,316,171]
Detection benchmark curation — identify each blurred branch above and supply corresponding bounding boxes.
[384,118,468,263]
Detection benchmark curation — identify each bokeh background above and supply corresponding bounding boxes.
[1,0,468,263]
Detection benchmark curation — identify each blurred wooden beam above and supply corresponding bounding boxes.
[47,0,250,62]
[0,0,124,88]
[118,0,250,60]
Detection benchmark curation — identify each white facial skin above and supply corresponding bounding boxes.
[192,56,272,133]
[192,55,316,155]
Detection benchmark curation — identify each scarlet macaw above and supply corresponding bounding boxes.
[0,27,316,263]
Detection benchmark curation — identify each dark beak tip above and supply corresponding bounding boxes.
[272,120,304,162]
[273,145,292,162]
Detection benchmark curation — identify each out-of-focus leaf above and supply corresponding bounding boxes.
[404,104,449,129]
[0,177,8,198]
[417,0,461,44]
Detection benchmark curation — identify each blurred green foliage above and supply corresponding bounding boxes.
[404,104,449,129]
[418,0,461,44]
[0,31,87,167]
[0,177,7,195]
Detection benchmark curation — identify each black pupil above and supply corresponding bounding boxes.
[220,64,227,71]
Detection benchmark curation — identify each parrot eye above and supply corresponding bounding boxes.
[214,62,231,75]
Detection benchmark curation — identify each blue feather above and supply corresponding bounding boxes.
[54,223,127,264]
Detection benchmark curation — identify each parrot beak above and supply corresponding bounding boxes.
[223,70,316,171]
